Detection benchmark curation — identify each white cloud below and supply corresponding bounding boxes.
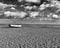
[25,0,40,3]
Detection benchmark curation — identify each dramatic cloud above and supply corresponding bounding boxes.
[25,0,40,3]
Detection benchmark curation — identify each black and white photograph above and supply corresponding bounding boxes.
[0,0,60,48]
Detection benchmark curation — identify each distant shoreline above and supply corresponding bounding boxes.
[0,19,60,25]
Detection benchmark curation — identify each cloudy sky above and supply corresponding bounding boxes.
[0,0,18,4]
